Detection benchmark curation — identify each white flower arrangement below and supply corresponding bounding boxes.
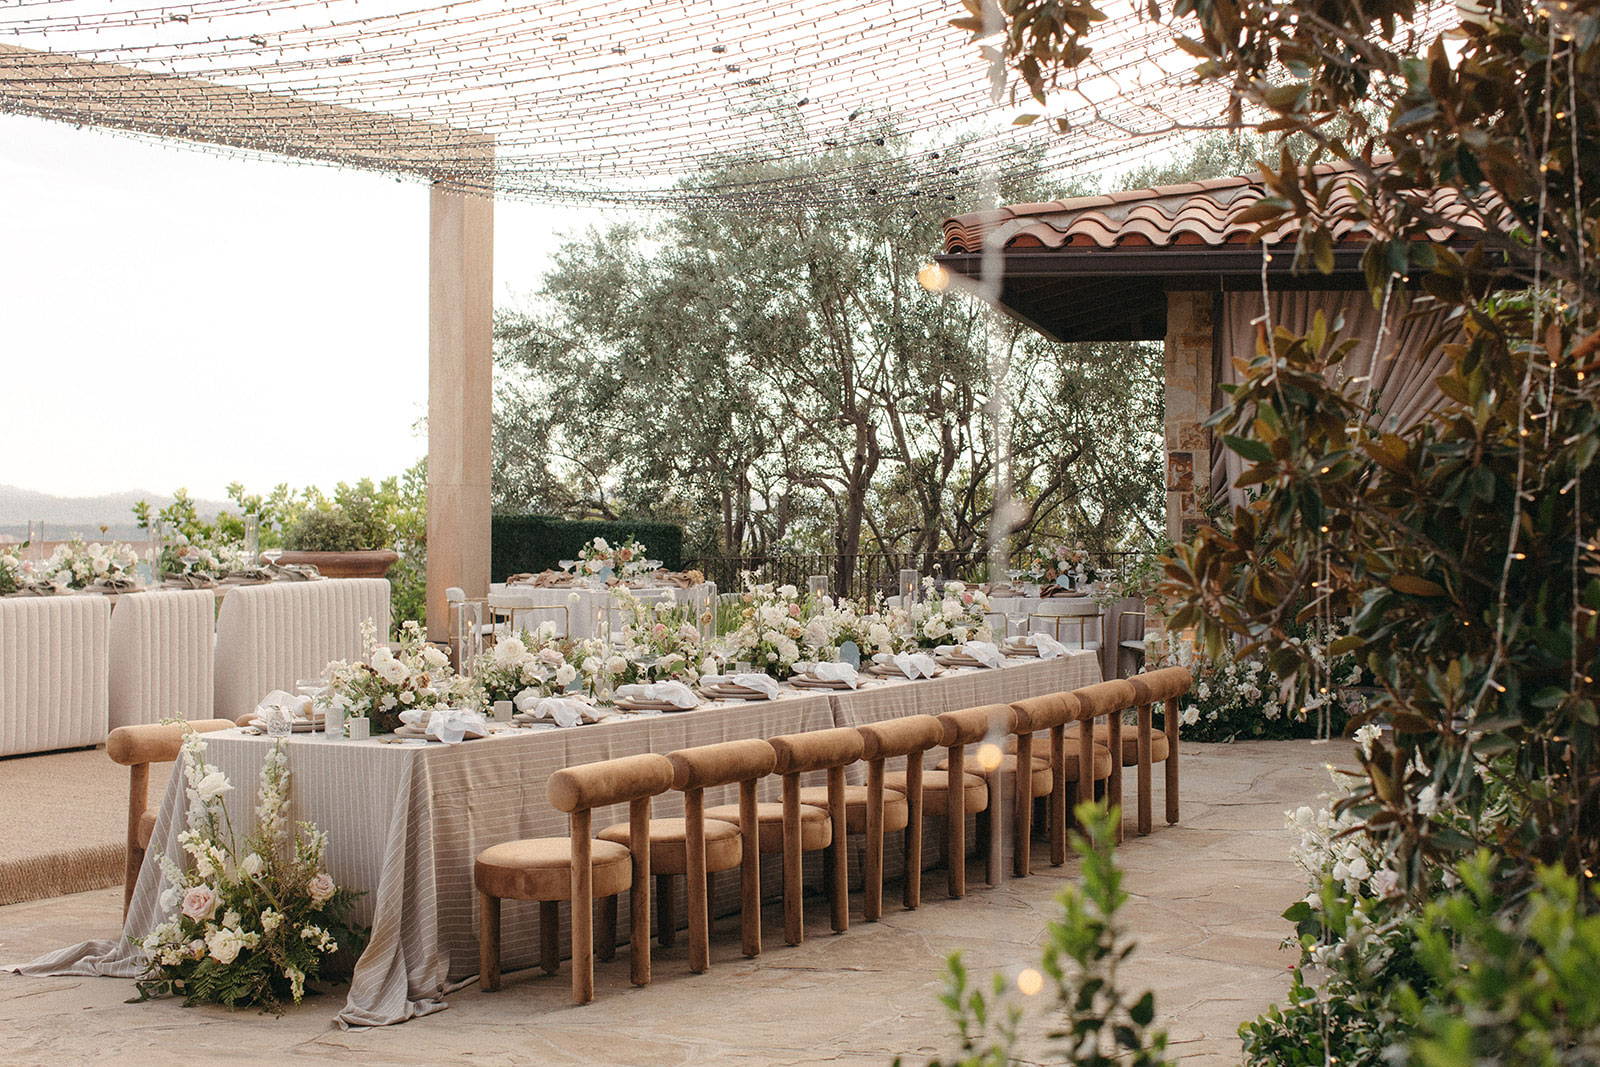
[158,530,248,581]
[323,619,481,734]
[136,730,365,1011]
[901,579,994,649]
[800,595,903,660]
[717,578,807,678]
[45,536,141,589]
[471,622,577,703]
[613,588,707,683]
[575,535,651,579]
[0,546,24,596]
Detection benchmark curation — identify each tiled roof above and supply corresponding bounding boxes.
[941,166,1501,254]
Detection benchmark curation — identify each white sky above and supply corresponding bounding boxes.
[0,112,608,500]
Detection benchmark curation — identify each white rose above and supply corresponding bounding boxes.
[206,926,246,965]
[238,853,263,878]
[554,663,577,687]
[606,655,628,675]
[260,909,282,933]
[494,637,527,665]
[422,646,449,668]
[306,872,337,905]
[191,771,233,804]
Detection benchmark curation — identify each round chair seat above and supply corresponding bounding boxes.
[1007,734,1117,780]
[475,837,632,901]
[596,817,741,876]
[884,769,987,815]
[1083,723,1170,765]
[704,801,831,853]
[797,785,910,833]
[136,810,158,850]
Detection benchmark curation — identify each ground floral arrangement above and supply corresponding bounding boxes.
[136,730,365,1011]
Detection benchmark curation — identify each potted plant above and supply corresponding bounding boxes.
[276,495,399,579]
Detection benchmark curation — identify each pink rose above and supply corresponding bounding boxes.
[617,548,633,562]
[180,885,218,922]
[538,647,564,665]
[653,623,668,639]
[962,592,974,605]
[788,604,802,618]
[306,872,337,905]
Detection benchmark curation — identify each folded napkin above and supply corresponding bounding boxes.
[890,652,941,680]
[959,641,1004,668]
[701,673,781,700]
[251,690,313,730]
[399,706,488,744]
[810,661,862,688]
[1011,632,1069,660]
[268,562,320,581]
[517,695,597,728]
[88,576,141,594]
[221,566,274,584]
[163,572,219,590]
[614,681,699,708]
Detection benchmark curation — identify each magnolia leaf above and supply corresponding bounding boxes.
[1224,434,1274,463]
[1390,575,1446,597]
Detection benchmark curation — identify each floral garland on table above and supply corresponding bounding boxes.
[472,623,577,703]
[901,579,994,649]
[136,731,366,1011]
[574,535,651,580]
[613,588,711,683]
[1015,543,1099,585]
[565,636,636,697]
[718,579,806,678]
[323,619,481,734]
[45,537,141,589]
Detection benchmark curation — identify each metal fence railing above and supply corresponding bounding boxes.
[686,550,1138,601]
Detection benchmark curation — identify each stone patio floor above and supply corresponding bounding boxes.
[0,739,1347,1066]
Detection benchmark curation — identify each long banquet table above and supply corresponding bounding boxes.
[12,651,1100,1028]
[486,581,713,640]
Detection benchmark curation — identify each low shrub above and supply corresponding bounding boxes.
[490,514,683,579]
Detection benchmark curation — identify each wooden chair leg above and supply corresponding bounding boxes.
[656,874,675,948]
[540,900,561,975]
[1165,697,1181,824]
[1137,703,1154,836]
[783,773,804,945]
[827,766,848,933]
[903,755,924,910]
[571,809,594,1004]
[685,788,710,974]
[599,894,618,962]
[985,769,1002,886]
[739,779,761,958]
[1108,710,1124,841]
[1014,732,1034,878]
[1077,721,1097,813]
[630,797,653,987]
[865,758,885,922]
[124,762,149,920]
[1049,725,1067,866]
[948,745,966,898]
[478,891,502,991]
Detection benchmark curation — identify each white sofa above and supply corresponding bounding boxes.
[0,595,111,756]
[107,588,216,729]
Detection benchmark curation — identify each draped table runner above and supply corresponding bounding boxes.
[487,582,713,640]
[10,651,1099,1027]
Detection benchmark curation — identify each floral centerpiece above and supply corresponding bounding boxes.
[136,730,365,1011]
[1014,543,1097,585]
[575,535,651,581]
[614,588,710,683]
[564,636,636,697]
[472,622,577,703]
[0,546,24,596]
[902,579,994,649]
[158,531,246,582]
[45,537,141,589]
[800,596,901,661]
[718,580,806,678]
[323,619,481,734]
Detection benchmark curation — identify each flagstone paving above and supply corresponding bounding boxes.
[0,739,1349,1066]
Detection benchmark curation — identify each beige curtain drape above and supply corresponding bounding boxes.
[1209,289,1459,507]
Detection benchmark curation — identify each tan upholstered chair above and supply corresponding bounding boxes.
[107,719,238,916]
[1067,679,1139,839]
[1009,691,1096,874]
[757,726,864,943]
[883,723,989,901]
[600,738,775,974]
[1122,666,1193,834]
[856,714,943,917]
[476,752,674,1004]
[931,704,1019,896]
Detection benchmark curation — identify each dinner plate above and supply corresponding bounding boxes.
[789,675,856,689]
[247,718,320,733]
[935,654,992,669]
[865,664,945,679]
[699,684,771,701]
[614,698,696,713]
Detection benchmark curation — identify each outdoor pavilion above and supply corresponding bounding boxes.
[935,169,1492,542]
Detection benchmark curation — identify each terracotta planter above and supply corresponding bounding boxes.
[275,549,399,579]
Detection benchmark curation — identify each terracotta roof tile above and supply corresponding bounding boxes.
[942,164,1503,255]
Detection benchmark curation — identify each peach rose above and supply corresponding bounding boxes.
[306,873,336,905]
[180,885,219,922]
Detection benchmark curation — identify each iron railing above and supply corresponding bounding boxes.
[686,550,1138,600]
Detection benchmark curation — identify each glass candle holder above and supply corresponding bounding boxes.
[898,568,920,604]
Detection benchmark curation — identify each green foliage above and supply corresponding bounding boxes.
[913,805,1172,1066]
[490,514,683,579]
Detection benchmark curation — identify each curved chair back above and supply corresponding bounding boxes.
[936,703,1013,748]
[1127,667,1193,833]
[1073,678,1137,719]
[548,752,675,813]
[1129,666,1193,706]
[857,714,943,918]
[1009,691,1086,872]
[768,726,863,775]
[1070,678,1138,842]
[666,738,776,792]
[857,715,942,761]
[1010,691,1082,733]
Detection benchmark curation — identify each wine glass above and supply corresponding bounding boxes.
[262,547,284,568]
[1007,611,1028,643]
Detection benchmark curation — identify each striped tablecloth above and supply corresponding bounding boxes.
[12,651,1099,1028]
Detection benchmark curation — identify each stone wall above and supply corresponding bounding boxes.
[1162,290,1214,545]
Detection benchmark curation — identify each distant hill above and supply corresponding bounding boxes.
[0,484,231,542]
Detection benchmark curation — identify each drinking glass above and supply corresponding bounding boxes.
[244,515,260,564]
[264,708,293,738]
[1007,612,1028,641]
[27,519,46,561]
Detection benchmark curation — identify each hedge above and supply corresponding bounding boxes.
[490,515,684,580]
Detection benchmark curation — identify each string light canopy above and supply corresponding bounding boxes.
[0,0,1271,209]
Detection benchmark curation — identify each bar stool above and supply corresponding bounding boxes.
[106,718,238,916]
[856,714,944,917]
[703,738,838,947]
[748,726,863,943]
[475,752,674,1004]
[931,704,1017,896]
[599,738,775,973]
[1123,666,1192,834]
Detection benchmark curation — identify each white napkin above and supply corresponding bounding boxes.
[893,652,941,680]
[521,696,594,728]
[960,641,1004,669]
[399,707,488,744]
[810,661,862,689]
[1012,632,1069,660]
[614,681,700,708]
[703,673,781,700]
[254,689,312,723]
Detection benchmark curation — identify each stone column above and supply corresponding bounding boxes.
[426,181,494,641]
[1162,290,1214,545]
